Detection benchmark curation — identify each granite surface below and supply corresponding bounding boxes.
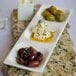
[2,5,76,76]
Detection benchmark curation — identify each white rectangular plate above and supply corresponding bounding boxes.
[4,5,72,73]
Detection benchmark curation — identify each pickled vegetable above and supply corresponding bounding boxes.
[42,5,65,22]
[45,14,55,21]
[42,10,50,17]
[57,10,63,14]
[49,6,57,15]
[56,10,65,21]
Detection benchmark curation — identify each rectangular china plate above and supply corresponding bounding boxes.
[4,5,72,73]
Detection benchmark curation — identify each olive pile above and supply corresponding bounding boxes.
[16,46,43,67]
[42,5,65,22]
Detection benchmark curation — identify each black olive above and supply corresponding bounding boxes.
[21,50,28,59]
[16,57,24,64]
[17,48,25,56]
[28,60,40,67]
[29,53,37,60]
[26,46,36,55]
[24,59,29,65]
[36,52,43,62]
[37,52,42,56]
[16,47,43,67]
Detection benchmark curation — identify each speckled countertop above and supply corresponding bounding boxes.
[2,5,76,76]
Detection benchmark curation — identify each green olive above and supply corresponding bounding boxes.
[56,10,64,14]
[42,10,50,17]
[56,10,65,21]
[45,14,55,21]
[49,6,57,15]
